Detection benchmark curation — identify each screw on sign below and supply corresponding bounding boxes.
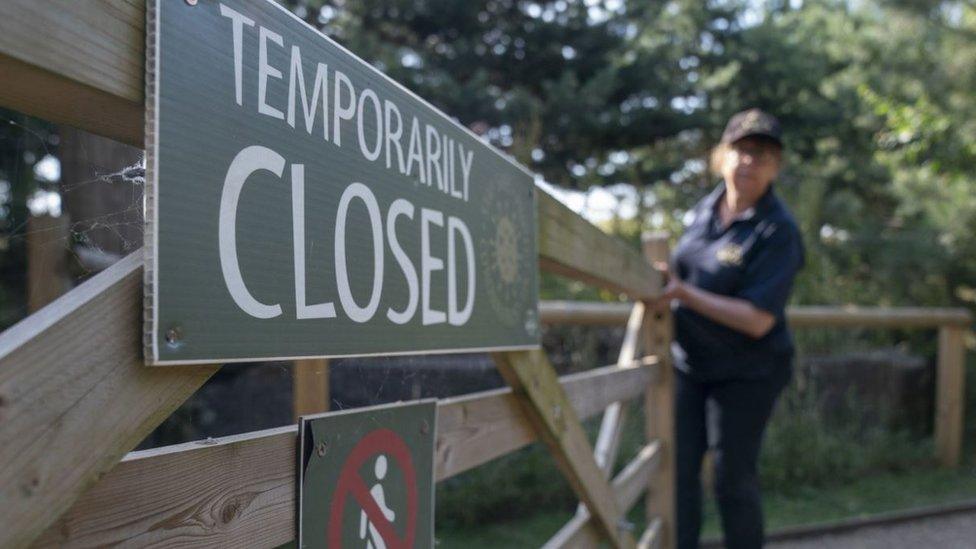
[328,429,417,549]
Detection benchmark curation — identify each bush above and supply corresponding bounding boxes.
[760,379,932,494]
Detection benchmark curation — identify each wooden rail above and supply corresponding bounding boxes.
[540,300,973,468]
[33,361,659,547]
[541,301,972,328]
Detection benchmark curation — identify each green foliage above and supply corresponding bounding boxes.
[760,389,933,494]
[434,431,579,529]
[283,0,735,188]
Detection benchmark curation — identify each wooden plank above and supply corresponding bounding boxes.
[613,441,662,512]
[538,191,662,299]
[0,252,219,549]
[540,300,635,325]
[0,0,143,102]
[642,234,675,549]
[540,301,973,329]
[594,303,647,473]
[493,350,636,548]
[551,302,647,547]
[34,427,296,549]
[637,518,663,549]
[788,306,972,328]
[545,441,662,549]
[936,326,966,468]
[543,512,602,549]
[0,1,144,145]
[34,362,657,547]
[292,359,329,420]
[437,357,657,481]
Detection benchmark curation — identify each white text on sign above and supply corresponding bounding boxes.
[218,146,476,326]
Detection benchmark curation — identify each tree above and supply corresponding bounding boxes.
[283,0,739,188]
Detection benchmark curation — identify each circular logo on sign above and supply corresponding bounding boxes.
[479,188,533,330]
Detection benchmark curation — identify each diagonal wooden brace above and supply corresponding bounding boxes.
[492,349,636,548]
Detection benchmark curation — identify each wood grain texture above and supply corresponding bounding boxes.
[538,191,662,299]
[34,427,296,548]
[0,52,143,146]
[936,326,966,468]
[493,350,636,548]
[0,0,144,145]
[642,235,676,549]
[0,0,144,102]
[0,252,218,549]
[33,362,656,547]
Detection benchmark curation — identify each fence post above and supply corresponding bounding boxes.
[642,232,675,549]
[26,213,70,312]
[293,359,330,420]
[936,325,966,467]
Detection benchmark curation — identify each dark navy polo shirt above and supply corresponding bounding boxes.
[671,184,804,381]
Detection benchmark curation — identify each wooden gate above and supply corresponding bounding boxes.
[0,3,676,547]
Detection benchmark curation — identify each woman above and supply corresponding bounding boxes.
[654,109,804,549]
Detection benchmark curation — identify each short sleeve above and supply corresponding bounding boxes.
[736,223,804,316]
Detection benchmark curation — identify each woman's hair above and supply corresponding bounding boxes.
[709,143,729,177]
[709,137,783,177]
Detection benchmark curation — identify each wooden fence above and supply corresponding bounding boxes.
[0,2,673,548]
[540,301,972,468]
[0,3,972,549]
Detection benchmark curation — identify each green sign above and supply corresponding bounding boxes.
[299,401,436,549]
[145,0,539,365]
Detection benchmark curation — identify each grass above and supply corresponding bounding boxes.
[435,466,976,547]
[704,466,976,538]
[435,352,976,546]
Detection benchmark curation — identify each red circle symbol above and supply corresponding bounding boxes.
[327,429,418,549]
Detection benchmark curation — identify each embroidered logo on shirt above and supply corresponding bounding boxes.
[716,243,744,266]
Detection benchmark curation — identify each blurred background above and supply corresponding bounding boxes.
[2,0,975,546]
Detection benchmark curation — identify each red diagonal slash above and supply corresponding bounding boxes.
[328,428,418,549]
[347,473,406,549]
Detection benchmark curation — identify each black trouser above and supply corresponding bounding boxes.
[675,364,791,549]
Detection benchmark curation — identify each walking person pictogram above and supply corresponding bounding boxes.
[359,455,396,549]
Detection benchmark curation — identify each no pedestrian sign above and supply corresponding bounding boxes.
[144,0,539,365]
[298,401,436,549]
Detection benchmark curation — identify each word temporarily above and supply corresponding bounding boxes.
[219,3,475,202]
[219,146,476,326]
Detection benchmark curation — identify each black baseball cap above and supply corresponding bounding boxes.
[721,108,782,146]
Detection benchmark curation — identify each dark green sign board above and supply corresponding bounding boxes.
[299,401,436,549]
[145,0,539,364]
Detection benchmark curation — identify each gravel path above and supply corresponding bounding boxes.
[766,510,976,549]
